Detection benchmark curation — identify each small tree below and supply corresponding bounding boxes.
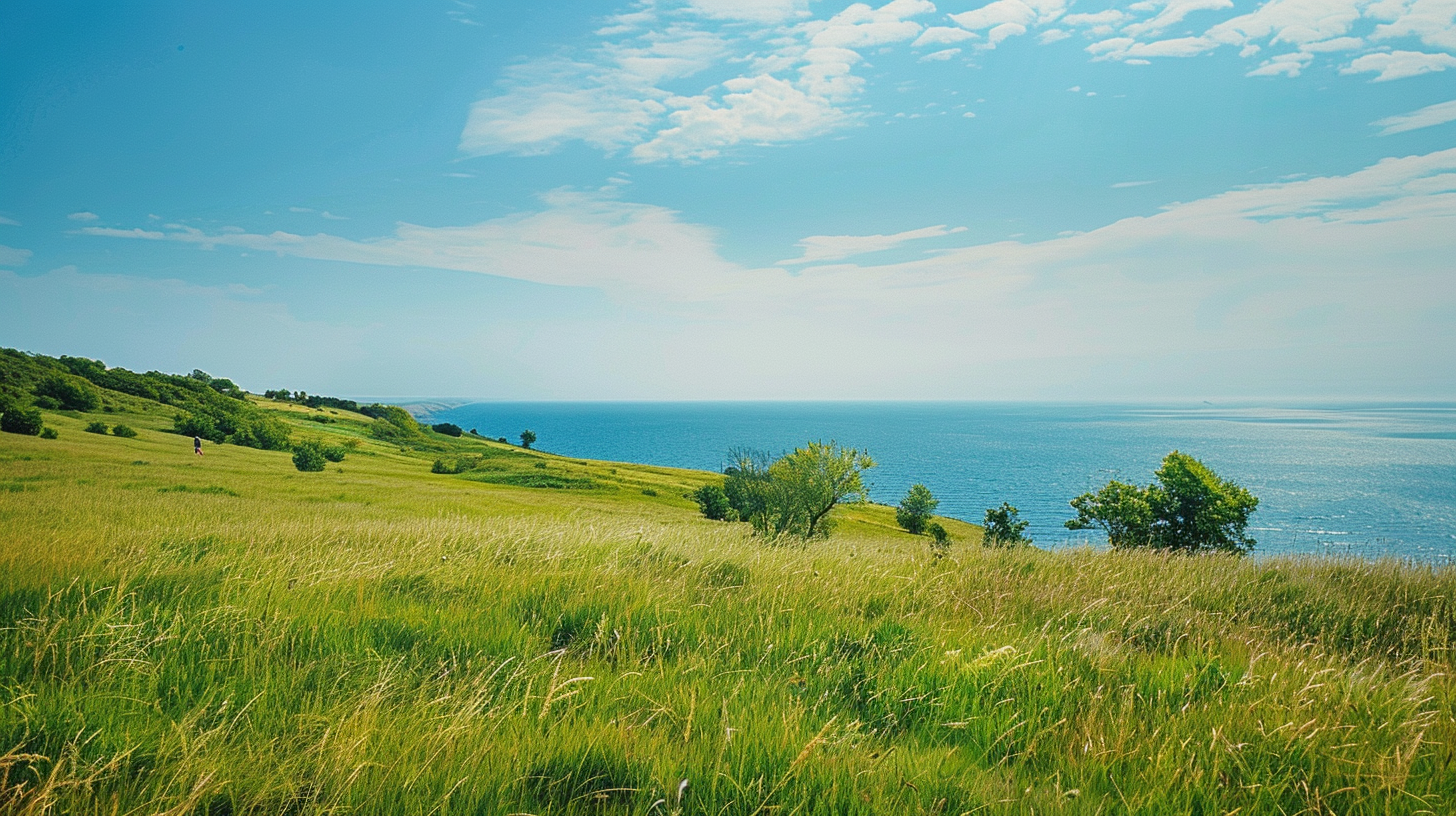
[693,483,737,521]
[432,422,463,437]
[896,483,939,534]
[112,424,138,438]
[519,430,537,449]
[1065,451,1258,554]
[1,405,44,436]
[292,441,327,472]
[85,421,110,435]
[723,442,874,539]
[983,503,1032,547]
[926,521,951,556]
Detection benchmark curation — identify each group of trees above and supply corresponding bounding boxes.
[693,442,875,540]
[693,442,1258,555]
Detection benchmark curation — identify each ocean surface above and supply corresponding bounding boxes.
[436,402,1456,562]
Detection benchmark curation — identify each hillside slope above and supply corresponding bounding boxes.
[1,353,1454,815]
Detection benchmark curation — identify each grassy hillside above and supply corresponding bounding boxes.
[2,370,1454,815]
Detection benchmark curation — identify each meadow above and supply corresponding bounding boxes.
[2,393,1454,815]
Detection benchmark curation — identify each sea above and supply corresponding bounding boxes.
[434,402,1456,562]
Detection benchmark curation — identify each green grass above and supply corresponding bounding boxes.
[1,395,1454,815]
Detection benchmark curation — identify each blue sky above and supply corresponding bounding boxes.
[2,0,1454,399]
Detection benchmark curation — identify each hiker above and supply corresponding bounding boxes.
[193,435,203,456]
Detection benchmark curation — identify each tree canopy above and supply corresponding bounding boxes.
[721,442,875,540]
[1066,451,1259,554]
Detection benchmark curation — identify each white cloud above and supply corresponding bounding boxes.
[778,224,967,264]
[951,0,1066,31]
[805,0,935,49]
[919,47,962,60]
[1373,98,1456,134]
[687,0,810,22]
[988,22,1029,45]
[1039,28,1072,43]
[1111,180,1156,187]
[1342,49,1456,80]
[0,245,32,267]
[1122,0,1234,39]
[73,149,1456,398]
[913,26,979,46]
[1299,36,1366,51]
[1371,0,1456,51]
[1247,50,1315,76]
[68,212,99,222]
[631,76,850,162]
[0,216,18,226]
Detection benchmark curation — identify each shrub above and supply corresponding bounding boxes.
[39,427,58,439]
[926,521,950,555]
[519,429,537,449]
[641,487,657,497]
[984,502,1032,547]
[896,483,939,534]
[431,422,463,437]
[111,424,138,438]
[431,459,451,474]
[85,421,110,434]
[723,442,875,539]
[1065,450,1259,554]
[1,405,44,435]
[292,441,327,472]
[693,483,736,520]
[321,445,347,463]
[34,374,101,411]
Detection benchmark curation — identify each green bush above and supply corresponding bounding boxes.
[984,502,1032,547]
[926,521,950,554]
[1,405,44,435]
[693,483,736,521]
[39,427,58,439]
[111,424,138,438]
[1066,451,1259,554]
[292,441,327,472]
[519,429,537,449]
[896,483,939,535]
[34,374,101,411]
[321,445,347,463]
[431,422,463,437]
[722,442,875,540]
[85,421,109,435]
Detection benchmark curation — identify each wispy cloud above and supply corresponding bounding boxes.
[1341,50,1456,81]
[1111,180,1155,188]
[1373,98,1456,135]
[67,211,99,222]
[778,224,967,264]
[0,245,32,267]
[0,216,19,226]
[459,0,937,163]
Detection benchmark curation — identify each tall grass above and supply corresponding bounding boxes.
[1,408,1454,814]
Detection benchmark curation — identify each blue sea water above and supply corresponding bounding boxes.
[436,402,1456,562]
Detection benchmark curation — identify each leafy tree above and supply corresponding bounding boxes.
[39,427,57,439]
[895,483,939,534]
[723,442,874,540]
[520,429,537,449]
[692,483,736,521]
[926,521,951,555]
[983,503,1032,547]
[1066,451,1258,554]
[85,421,109,434]
[432,422,463,437]
[292,441,327,472]
[1,405,44,436]
[321,444,347,463]
[111,424,138,438]
[34,374,101,411]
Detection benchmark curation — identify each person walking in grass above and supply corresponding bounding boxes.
[193,435,203,456]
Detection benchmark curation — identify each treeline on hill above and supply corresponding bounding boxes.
[0,348,292,449]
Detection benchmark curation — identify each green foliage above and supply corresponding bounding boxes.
[291,441,327,472]
[1,405,44,435]
[431,422,463,437]
[723,441,874,539]
[34,374,101,411]
[1067,451,1259,554]
[984,502,1032,547]
[110,424,137,438]
[366,405,428,447]
[519,429,537,449]
[39,427,58,440]
[926,521,950,553]
[895,483,939,534]
[692,482,736,521]
[321,444,347,463]
[84,421,110,435]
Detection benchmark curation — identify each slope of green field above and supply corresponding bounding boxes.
[2,387,1454,815]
